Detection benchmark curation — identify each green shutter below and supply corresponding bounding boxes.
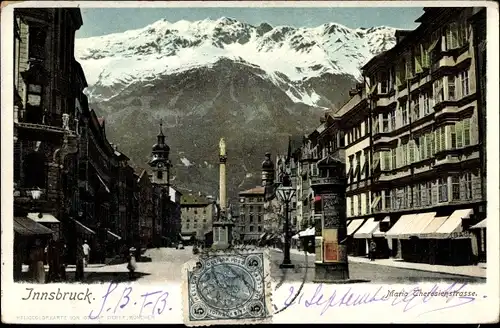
[456,121,463,148]
[463,118,471,146]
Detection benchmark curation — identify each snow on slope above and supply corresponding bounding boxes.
[75,17,396,105]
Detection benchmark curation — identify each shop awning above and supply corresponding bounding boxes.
[382,216,390,223]
[107,229,122,240]
[385,214,418,239]
[27,212,60,223]
[347,219,365,236]
[353,218,379,239]
[259,232,267,239]
[299,227,315,237]
[432,209,473,239]
[181,235,192,241]
[292,233,300,240]
[417,216,449,239]
[97,174,110,193]
[470,219,486,229]
[372,224,385,238]
[399,212,437,239]
[14,217,54,236]
[70,218,96,235]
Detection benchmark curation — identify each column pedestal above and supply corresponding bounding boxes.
[314,262,349,283]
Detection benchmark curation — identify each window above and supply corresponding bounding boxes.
[357,195,362,215]
[380,71,389,94]
[435,127,445,153]
[463,118,471,146]
[405,56,414,80]
[419,135,425,160]
[194,223,198,228]
[258,226,262,232]
[446,22,460,50]
[402,143,408,167]
[426,181,433,206]
[373,115,380,134]
[355,152,361,180]
[423,91,431,115]
[390,110,396,131]
[411,96,420,122]
[249,214,253,223]
[26,83,44,124]
[384,190,392,210]
[409,140,416,163]
[382,113,389,132]
[447,75,456,101]
[373,152,381,172]
[401,102,408,126]
[438,178,448,203]
[194,209,197,214]
[433,79,444,104]
[463,172,473,199]
[28,26,47,60]
[365,193,370,214]
[186,223,190,229]
[249,206,253,212]
[350,197,354,216]
[391,148,397,169]
[249,226,254,232]
[258,215,262,223]
[414,46,423,74]
[396,62,405,87]
[383,151,391,171]
[452,176,460,200]
[415,184,422,207]
[459,70,470,97]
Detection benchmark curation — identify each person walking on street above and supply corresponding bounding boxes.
[60,241,68,281]
[29,239,46,283]
[127,247,137,280]
[369,239,377,261]
[82,240,90,267]
[75,239,85,281]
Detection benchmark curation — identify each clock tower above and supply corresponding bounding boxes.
[149,121,171,186]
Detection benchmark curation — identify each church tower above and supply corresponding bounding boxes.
[149,121,171,186]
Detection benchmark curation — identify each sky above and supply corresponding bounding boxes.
[76,7,424,38]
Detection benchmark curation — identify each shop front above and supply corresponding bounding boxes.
[346,219,365,256]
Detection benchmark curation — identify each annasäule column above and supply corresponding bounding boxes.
[212,137,233,249]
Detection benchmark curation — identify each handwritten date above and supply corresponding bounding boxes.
[88,283,170,319]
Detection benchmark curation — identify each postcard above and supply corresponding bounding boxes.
[1,0,499,325]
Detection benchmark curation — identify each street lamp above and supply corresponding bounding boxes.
[276,173,295,269]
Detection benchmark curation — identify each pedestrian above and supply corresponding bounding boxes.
[29,239,45,283]
[127,247,137,280]
[75,239,85,281]
[60,241,68,281]
[82,240,91,267]
[369,239,377,261]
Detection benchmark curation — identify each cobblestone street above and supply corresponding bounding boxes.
[33,246,485,284]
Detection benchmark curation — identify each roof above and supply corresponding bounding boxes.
[239,186,265,195]
[181,193,212,205]
[14,217,54,236]
[97,117,105,127]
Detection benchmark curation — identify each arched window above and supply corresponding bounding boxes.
[23,151,47,188]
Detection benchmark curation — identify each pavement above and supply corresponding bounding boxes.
[271,247,486,279]
[18,246,486,284]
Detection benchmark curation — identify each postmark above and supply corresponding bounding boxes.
[182,248,273,326]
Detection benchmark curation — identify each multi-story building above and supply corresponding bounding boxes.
[13,8,84,278]
[180,193,214,243]
[136,169,154,248]
[238,187,266,241]
[167,186,183,242]
[293,7,487,266]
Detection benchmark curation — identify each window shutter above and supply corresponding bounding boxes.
[420,44,429,68]
[456,121,463,148]
[415,49,423,73]
[396,68,402,86]
[469,69,476,94]
[441,127,446,150]
[463,118,471,146]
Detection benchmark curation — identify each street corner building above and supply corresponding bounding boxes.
[282,7,487,267]
[12,7,182,283]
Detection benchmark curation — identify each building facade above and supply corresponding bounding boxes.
[180,193,214,243]
[292,7,487,266]
[238,187,266,241]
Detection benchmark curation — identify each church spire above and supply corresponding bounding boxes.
[157,119,165,145]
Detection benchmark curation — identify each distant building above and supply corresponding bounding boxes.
[180,193,214,243]
[238,187,266,241]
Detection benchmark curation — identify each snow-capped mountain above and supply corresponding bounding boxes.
[76,17,395,106]
[74,18,396,198]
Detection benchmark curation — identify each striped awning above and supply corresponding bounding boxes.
[14,217,53,236]
[470,219,486,229]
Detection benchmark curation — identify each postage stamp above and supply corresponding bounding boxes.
[182,249,273,326]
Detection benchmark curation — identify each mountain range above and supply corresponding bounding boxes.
[75,17,397,199]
